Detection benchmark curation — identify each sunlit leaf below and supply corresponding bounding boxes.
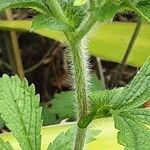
[32,14,74,31]
[0,75,42,150]
[0,0,48,13]
[74,0,88,6]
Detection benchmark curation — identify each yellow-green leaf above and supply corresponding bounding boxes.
[0,118,123,150]
[74,0,88,6]
[0,21,150,67]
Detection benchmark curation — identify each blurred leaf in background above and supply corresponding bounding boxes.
[42,74,104,125]
[42,106,58,126]
[0,116,5,129]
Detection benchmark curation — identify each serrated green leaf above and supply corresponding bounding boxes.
[96,1,122,22]
[32,14,74,31]
[79,88,122,127]
[60,0,88,29]
[113,108,150,150]
[0,138,14,150]
[113,56,150,110]
[47,126,101,150]
[94,0,150,23]
[89,57,150,149]
[77,82,119,128]
[74,0,88,6]
[90,57,150,111]
[0,75,42,150]
[86,129,101,143]
[0,0,48,13]
[90,57,150,112]
[126,0,150,22]
[122,108,150,126]
[47,128,74,150]
[90,88,123,113]
[0,117,122,150]
[107,57,150,150]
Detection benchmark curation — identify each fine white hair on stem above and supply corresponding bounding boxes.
[80,37,91,91]
[64,36,92,119]
[64,45,78,119]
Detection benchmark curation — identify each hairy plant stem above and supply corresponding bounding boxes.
[70,40,90,120]
[69,39,90,150]
[66,12,97,150]
[49,1,98,149]
[74,128,87,150]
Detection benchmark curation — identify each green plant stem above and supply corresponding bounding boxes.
[113,20,142,86]
[66,10,98,150]
[74,128,87,150]
[49,1,98,149]
[119,20,142,69]
[69,39,90,150]
[70,40,90,121]
[97,58,106,89]
[5,9,24,79]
